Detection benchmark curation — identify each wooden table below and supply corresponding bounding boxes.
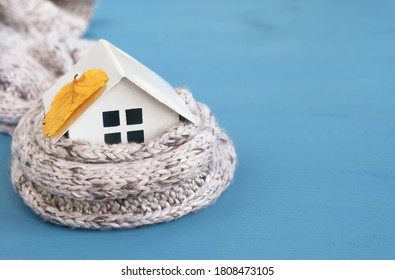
[0,0,394,259]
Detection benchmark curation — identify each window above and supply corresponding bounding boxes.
[126,108,143,125]
[104,132,121,144]
[101,108,144,144]
[102,110,120,127]
[127,130,144,143]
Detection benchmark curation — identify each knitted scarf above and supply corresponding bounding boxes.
[12,88,237,229]
[0,0,95,133]
[2,0,237,229]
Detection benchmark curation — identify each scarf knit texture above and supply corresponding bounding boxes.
[0,0,94,134]
[12,89,237,229]
[3,0,237,229]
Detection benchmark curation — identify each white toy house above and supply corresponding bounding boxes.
[42,39,196,144]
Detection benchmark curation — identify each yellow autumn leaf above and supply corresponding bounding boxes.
[43,68,108,137]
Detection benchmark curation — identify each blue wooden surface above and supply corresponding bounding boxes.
[1,0,395,259]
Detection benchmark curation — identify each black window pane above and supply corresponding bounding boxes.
[104,132,121,144]
[125,108,143,125]
[127,130,144,143]
[102,110,120,127]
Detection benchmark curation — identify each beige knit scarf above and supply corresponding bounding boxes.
[12,88,237,229]
[2,0,237,229]
[0,0,94,133]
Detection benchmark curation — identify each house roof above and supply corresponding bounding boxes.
[42,39,196,133]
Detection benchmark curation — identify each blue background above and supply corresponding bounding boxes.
[1,0,395,259]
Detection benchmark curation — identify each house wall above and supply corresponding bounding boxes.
[68,78,179,144]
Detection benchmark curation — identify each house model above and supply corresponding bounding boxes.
[42,39,196,144]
